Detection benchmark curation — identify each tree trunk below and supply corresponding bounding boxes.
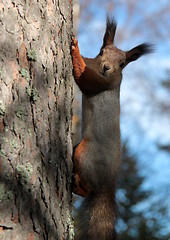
[0,1,74,239]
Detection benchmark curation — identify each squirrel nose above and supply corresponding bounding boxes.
[103,64,110,72]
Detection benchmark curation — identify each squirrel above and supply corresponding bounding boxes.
[72,16,153,240]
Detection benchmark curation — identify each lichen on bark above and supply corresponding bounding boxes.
[0,0,74,239]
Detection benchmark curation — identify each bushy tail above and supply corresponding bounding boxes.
[76,191,117,240]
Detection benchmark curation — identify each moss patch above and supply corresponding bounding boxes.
[66,209,74,239]
[0,67,2,76]
[26,86,38,101]
[0,149,6,157]
[16,162,33,185]
[0,183,13,202]
[20,68,30,81]
[0,100,5,115]
[15,105,27,120]
[27,49,37,61]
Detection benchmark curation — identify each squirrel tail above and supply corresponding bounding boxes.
[77,190,117,240]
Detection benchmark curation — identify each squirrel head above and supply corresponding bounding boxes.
[96,16,154,85]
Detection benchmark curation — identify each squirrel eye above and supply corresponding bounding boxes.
[99,50,104,56]
[120,62,125,68]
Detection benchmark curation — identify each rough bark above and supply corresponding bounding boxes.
[0,1,74,239]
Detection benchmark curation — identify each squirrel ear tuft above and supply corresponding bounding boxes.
[101,16,117,50]
[126,43,154,63]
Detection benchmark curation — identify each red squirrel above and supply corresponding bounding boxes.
[72,17,153,240]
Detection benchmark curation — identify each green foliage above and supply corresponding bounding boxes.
[117,144,169,240]
[73,142,170,240]
[162,80,170,89]
[162,74,170,90]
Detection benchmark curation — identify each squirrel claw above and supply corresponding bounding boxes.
[72,36,78,50]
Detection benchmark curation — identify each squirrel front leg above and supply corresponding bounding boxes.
[72,37,86,82]
[72,38,90,197]
[72,37,113,94]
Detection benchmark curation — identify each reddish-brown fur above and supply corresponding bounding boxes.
[72,17,153,240]
[72,38,86,81]
[73,137,90,197]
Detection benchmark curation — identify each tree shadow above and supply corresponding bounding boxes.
[0,27,73,239]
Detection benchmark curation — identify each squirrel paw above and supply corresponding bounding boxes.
[72,36,78,51]
[72,36,86,84]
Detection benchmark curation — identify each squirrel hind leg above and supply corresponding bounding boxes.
[73,173,89,197]
[72,142,90,197]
